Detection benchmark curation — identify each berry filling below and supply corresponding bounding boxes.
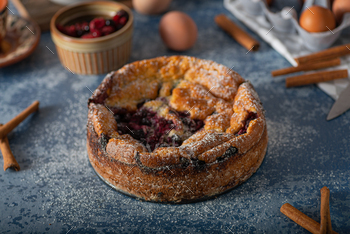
[237,112,258,135]
[115,107,203,151]
[56,10,129,39]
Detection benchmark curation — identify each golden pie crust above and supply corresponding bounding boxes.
[87,56,268,203]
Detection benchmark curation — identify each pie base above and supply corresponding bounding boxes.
[87,119,267,203]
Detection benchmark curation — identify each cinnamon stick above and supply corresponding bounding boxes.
[0,100,39,140]
[281,203,320,234]
[0,124,20,171]
[295,43,350,65]
[272,58,341,77]
[286,69,348,88]
[215,14,260,51]
[280,203,338,234]
[320,187,333,234]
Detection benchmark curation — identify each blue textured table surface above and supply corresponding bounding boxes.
[1,0,349,233]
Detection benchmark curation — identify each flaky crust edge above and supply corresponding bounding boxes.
[86,56,268,203]
[87,119,267,203]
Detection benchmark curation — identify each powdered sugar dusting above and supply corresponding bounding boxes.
[1,3,349,232]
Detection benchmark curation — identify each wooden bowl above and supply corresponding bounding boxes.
[50,1,133,75]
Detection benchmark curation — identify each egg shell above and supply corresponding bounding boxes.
[159,11,197,51]
[299,5,336,33]
[133,0,172,15]
[332,0,350,23]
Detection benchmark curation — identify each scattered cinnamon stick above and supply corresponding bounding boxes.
[215,14,260,51]
[281,186,337,234]
[281,203,321,234]
[0,124,20,171]
[0,100,39,140]
[286,69,348,88]
[320,187,333,234]
[272,58,341,77]
[295,43,350,65]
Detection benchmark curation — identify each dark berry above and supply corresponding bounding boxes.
[114,105,205,150]
[217,146,237,161]
[98,133,110,151]
[236,112,258,135]
[194,120,204,131]
[171,134,182,145]
[141,117,151,126]
[75,22,83,31]
[83,23,90,32]
[75,22,89,32]
[129,122,142,130]
[89,17,106,30]
[113,10,128,29]
[105,19,115,27]
[133,129,145,140]
[74,23,85,37]
[116,10,128,20]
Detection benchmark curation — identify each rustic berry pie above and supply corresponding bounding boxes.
[87,56,268,203]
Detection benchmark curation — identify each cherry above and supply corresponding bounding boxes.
[81,30,101,39]
[81,33,95,39]
[56,24,65,34]
[101,26,115,35]
[116,10,128,20]
[119,16,127,26]
[57,10,128,39]
[89,18,106,30]
[65,25,77,37]
[113,10,129,28]
[112,14,120,24]
[91,30,102,37]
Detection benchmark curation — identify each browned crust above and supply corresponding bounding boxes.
[87,118,267,203]
[86,56,268,202]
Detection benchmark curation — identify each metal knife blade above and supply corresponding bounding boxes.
[327,84,350,120]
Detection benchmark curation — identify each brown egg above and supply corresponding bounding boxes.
[159,11,197,51]
[133,0,172,15]
[332,0,350,23]
[299,5,336,33]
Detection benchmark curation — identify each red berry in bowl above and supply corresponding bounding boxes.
[89,17,106,30]
[112,14,120,24]
[81,33,95,39]
[56,24,66,34]
[75,22,89,32]
[116,9,128,20]
[113,10,129,25]
[57,10,128,39]
[101,26,115,36]
[81,30,102,39]
[119,16,127,26]
[65,25,77,37]
[91,30,102,38]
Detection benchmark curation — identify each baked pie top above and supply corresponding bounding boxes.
[88,56,265,169]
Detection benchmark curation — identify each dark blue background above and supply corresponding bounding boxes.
[1,0,349,233]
